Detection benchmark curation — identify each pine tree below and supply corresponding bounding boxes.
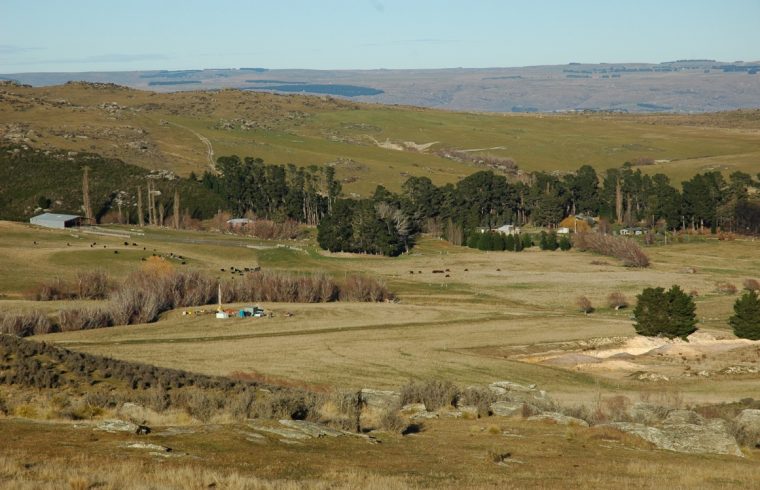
[513,234,524,251]
[539,231,548,250]
[665,285,697,339]
[633,287,669,337]
[730,289,760,340]
[545,231,559,251]
[521,233,533,249]
[633,285,697,339]
[504,234,515,251]
[466,232,480,249]
[493,232,506,251]
[477,232,493,251]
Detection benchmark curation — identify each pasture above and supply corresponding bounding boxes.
[0,221,756,405]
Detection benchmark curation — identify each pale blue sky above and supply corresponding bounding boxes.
[1,0,759,73]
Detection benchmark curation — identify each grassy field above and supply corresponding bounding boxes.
[1,221,756,405]
[3,416,760,489]
[2,83,760,196]
[2,221,760,487]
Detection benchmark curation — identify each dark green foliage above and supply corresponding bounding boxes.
[512,234,524,251]
[558,235,572,251]
[477,231,494,251]
[316,199,405,256]
[492,232,506,251]
[521,233,534,248]
[466,232,480,249]
[503,233,515,251]
[540,231,559,251]
[730,290,760,340]
[633,285,697,339]
[0,145,223,221]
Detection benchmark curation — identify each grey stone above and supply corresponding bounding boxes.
[278,419,347,438]
[96,420,139,433]
[527,412,590,427]
[631,403,665,424]
[126,442,171,452]
[607,420,743,457]
[360,389,401,410]
[490,401,523,417]
[663,409,704,426]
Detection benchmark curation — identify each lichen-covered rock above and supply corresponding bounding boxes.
[527,412,589,427]
[360,389,401,411]
[663,409,704,426]
[606,420,743,457]
[96,419,138,433]
[489,401,523,417]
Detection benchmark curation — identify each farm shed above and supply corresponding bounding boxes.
[29,213,82,229]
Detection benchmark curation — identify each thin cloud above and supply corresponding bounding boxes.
[361,39,463,47]
[369,0,384,12]
[5,53,169,66]
[0,44,43,55]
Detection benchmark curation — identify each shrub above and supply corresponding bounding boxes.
[58,308,113,331]
[74,270,111,299]
[572,233,649,267]
[607,292,629,310]
[716,282,738,295]
[400,379,459,411]
[558,235,572,251]
[633,285,697,339]
[576,296,593,314]
[742,279,760,292]
[378,408,408,434]
[0,311,54,337]
[459,386,498,417]
[521,233,533,249]
[730,289,760,340]
[338,275,393,302]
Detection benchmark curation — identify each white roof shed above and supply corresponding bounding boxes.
[29,213,82,229]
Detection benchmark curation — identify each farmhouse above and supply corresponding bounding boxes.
[495,224,520,235]
[227,218,252,227]
[620,227,646,236]
[29,213,82,229]
[559,215,596,233]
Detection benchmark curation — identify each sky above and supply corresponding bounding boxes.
[1,0,759,73]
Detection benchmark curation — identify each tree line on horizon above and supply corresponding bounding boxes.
[203,156,760,255]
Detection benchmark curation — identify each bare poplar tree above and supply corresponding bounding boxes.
[137,186,144,227]
[82,166,94,225]
[173,188,180,229]
[615,177,623,224]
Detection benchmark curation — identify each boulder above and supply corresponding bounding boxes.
[400,403,427,415]
[607,420,743,457]
[278,420,346,438]
[96,419,139,433]
[360,389,401,411]
[663,409,704,426]
[126,442,171,452]
[527,412,589,427]
[490,401,523,417]
[489,381,537,395]
[631,403,664,424]
[734,409,760,446]
[117,402,160,423]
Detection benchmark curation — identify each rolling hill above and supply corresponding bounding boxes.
[2,80,760,197]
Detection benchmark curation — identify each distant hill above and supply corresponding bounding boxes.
[1,81,760,197]
[3,60,760,113]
